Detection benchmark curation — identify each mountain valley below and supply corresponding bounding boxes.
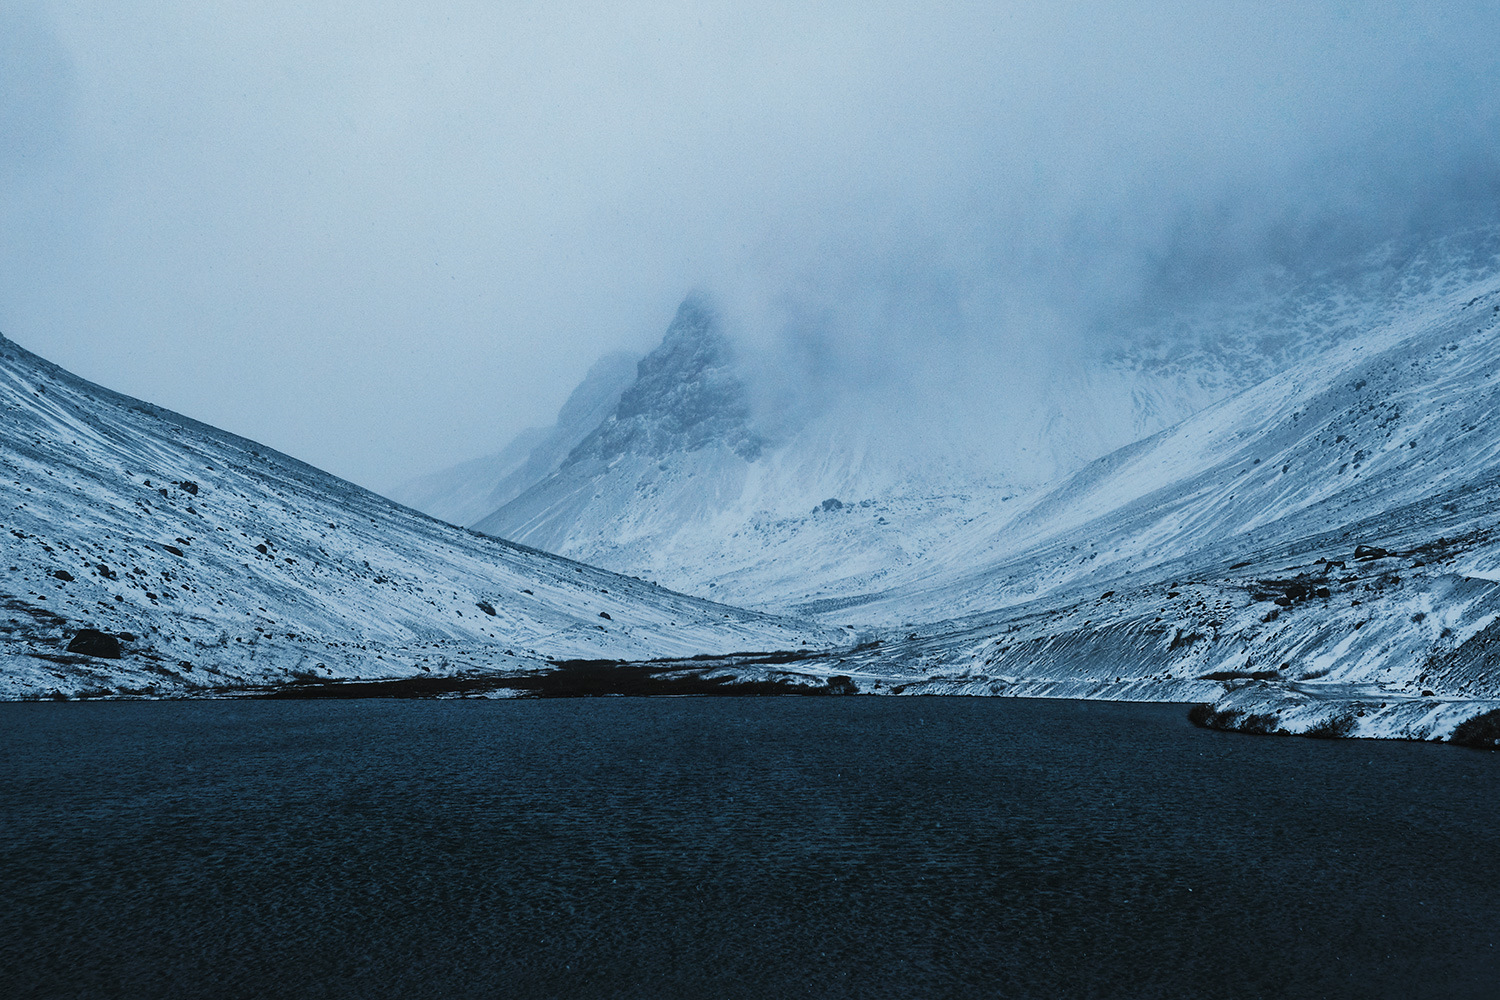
[5,232,1500,745]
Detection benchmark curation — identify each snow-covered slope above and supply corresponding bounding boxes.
[1104,227,1500,395]
[842,270,1500,621]
[0,335,835,699]
[470,235,1500,613]
[387,351,637,527]
[475,296,1222,609]
[777,268,1500,743]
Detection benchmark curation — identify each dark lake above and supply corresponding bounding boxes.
[2,697,1497,999]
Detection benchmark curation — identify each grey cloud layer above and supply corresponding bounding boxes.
[2,1,1496,487]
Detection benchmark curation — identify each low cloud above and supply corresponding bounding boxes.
[3,2,1497,487]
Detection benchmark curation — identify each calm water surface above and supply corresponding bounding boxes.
[1,697,1497,999]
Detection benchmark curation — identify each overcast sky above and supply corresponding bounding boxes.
[3,2,1498,490]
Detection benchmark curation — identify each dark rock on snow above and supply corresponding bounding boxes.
[66,629,122,659]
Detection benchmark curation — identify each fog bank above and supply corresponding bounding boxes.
[2,2,1496,487]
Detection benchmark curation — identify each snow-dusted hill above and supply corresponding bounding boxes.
[773,268,1500,743]
[0,335,836,699]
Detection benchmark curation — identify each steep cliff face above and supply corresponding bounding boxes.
[563,295,764,467]
[472,296,777,572]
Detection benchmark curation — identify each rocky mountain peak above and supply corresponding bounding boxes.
[564,294,764,466]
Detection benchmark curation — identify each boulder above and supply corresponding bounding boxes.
[66,629,122,659]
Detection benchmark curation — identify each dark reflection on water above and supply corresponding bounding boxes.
[1,697,1497,999]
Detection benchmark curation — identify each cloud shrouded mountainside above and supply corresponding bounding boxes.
[793,264,1500,744]
[0,333,836,699]
[411,230,1500,744]
[449,229,1500,616]
[6,225,1500,745]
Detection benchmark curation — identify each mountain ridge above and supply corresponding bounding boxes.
[563,294,765,468]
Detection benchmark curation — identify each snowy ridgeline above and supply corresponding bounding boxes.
[4,235,1500,744]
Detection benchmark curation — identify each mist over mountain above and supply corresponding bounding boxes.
[6,3,1500,489]
[421,225,1498,620]
[565,296,764,466]
[6,3,1500,747]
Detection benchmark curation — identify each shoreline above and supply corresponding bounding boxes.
[5,660,1496,750]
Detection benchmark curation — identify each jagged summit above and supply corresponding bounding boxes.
[565,295,764,466]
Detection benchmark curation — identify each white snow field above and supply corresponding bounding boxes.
[464,234,1500,616]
